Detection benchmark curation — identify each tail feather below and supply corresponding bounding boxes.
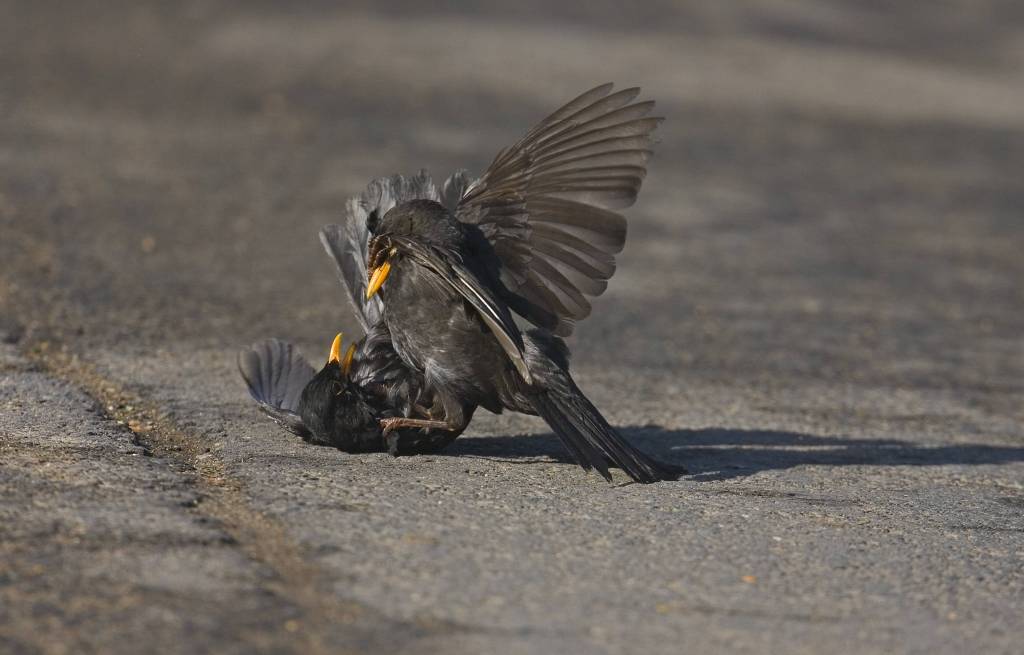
[532,377,682,484]
[531,392,609,480]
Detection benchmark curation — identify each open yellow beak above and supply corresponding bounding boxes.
[341,343,355,375]
[366,259,391,300]
[328,332,343,364]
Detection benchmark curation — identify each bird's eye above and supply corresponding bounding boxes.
[331,380,344,396]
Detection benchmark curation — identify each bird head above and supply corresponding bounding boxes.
[297,333,368,439]
[365,199,463,299]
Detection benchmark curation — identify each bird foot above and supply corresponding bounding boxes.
[379,417,453,436]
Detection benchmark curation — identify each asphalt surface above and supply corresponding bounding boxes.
[2,2,1023,653]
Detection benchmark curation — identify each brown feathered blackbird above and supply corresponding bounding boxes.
[359,84,683,483]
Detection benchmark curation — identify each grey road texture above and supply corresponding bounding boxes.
[2,2,1023,653]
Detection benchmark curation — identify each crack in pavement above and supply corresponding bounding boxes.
[16,336,462,654]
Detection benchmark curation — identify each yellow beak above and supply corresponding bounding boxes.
[328,332,343,364]
[341,343,356,375]
[365,259,391,300]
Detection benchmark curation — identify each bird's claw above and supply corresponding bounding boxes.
[380,417,401,437]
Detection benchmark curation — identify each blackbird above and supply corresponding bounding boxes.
[238,329,463,455]
[360,83,682,483]
[238,175,468,455]
[240,168,622,460]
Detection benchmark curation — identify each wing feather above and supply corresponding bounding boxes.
[237,339,316,437]
[452,83,661,335]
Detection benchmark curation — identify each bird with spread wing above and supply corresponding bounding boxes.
[358,84,683,483]
[238,174,465,456]
[240,84,683,482]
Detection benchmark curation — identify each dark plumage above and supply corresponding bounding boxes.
[368,202,680,483]
[238,174,467,456]
[295,342,390,453]
[238,327,464,455]
[358,84,683,483]
[240,83,682,481]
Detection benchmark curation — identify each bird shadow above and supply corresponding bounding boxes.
[443,425,1024,481]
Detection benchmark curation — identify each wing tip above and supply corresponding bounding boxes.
[318,223,341,249]
[236,348,257,397]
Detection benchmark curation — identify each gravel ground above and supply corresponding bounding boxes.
[2,2,1022,653]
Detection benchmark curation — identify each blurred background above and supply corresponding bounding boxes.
[4,1,1022,389]
[2,2,1023,654]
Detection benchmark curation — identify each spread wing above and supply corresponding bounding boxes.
[321,171,440,331]
[450,83,661,336]
[237,339,316,437]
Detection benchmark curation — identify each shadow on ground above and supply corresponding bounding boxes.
[445,426,1024,482]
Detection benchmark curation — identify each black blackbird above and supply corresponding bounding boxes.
[238,329,463,455]
[360,83,683,483]
[238,176,469,455]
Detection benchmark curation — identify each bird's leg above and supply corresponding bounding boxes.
[380,391,467,436]
[384,377,470,438]
[380,417,456,436]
